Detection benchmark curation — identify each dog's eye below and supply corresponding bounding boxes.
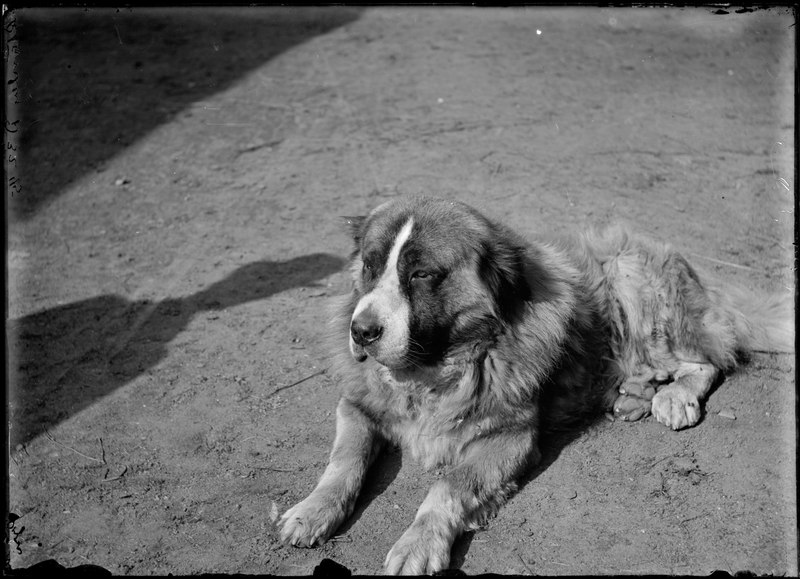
[410,270,432,281]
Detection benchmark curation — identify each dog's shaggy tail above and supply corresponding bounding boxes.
[723,285,795,356]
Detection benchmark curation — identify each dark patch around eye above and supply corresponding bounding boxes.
[361,261,375,281]
[361,247,387,279]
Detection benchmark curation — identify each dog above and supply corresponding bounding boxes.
[278,197,793,575]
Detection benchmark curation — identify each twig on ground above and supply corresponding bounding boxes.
[265,368,327,400]
[687,252,755,271]
[101,465,128,483]
[517,553,534,575]
[255,465,296,472]
[45,431,106,464]
[646,455,673,472]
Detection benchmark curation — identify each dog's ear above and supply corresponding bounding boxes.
[479,234,530,322]
[341,216,366,246]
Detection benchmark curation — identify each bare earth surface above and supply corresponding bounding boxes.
[6,7,796,576]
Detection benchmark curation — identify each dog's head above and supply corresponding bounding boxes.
[344,197,530,369]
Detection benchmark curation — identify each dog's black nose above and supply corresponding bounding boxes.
[351,314,383,347]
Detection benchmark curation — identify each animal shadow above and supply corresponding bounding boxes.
[8,252,346,448]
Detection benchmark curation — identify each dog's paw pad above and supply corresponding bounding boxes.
[651,386,700,430]
[613,394,651,422]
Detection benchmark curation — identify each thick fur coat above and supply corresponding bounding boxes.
[279,197,793,575]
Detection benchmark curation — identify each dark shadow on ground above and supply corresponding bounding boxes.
[449,530,476,571]
[9,7,362,219]
[8,252,346,448]
[335,444,404,538]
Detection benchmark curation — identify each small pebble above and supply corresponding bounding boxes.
[718,409,736,420]
[563,489,577,500]
[269,501,279,523]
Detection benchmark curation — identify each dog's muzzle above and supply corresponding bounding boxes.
[349,309,384,363]
[350,311,383,347]
[349,287,411,367]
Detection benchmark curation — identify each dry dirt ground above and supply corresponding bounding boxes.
[6,7,796,576]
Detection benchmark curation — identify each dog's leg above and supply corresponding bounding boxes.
[384,428,537,575]
[279,398,382,547]
[651,361,718,430]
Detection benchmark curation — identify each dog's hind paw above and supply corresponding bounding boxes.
[613,394,651,422]
[618,368,670,399]
[651,384,701,430]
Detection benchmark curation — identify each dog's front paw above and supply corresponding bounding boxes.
[651,384,701,430]
[384,516,454,576]
[278,494,346,548]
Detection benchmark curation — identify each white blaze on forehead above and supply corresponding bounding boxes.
[350,218,414,366]
[380,217,414,288]
[352,217,414,318]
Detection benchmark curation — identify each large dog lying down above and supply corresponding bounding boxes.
[279,197,793,574]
